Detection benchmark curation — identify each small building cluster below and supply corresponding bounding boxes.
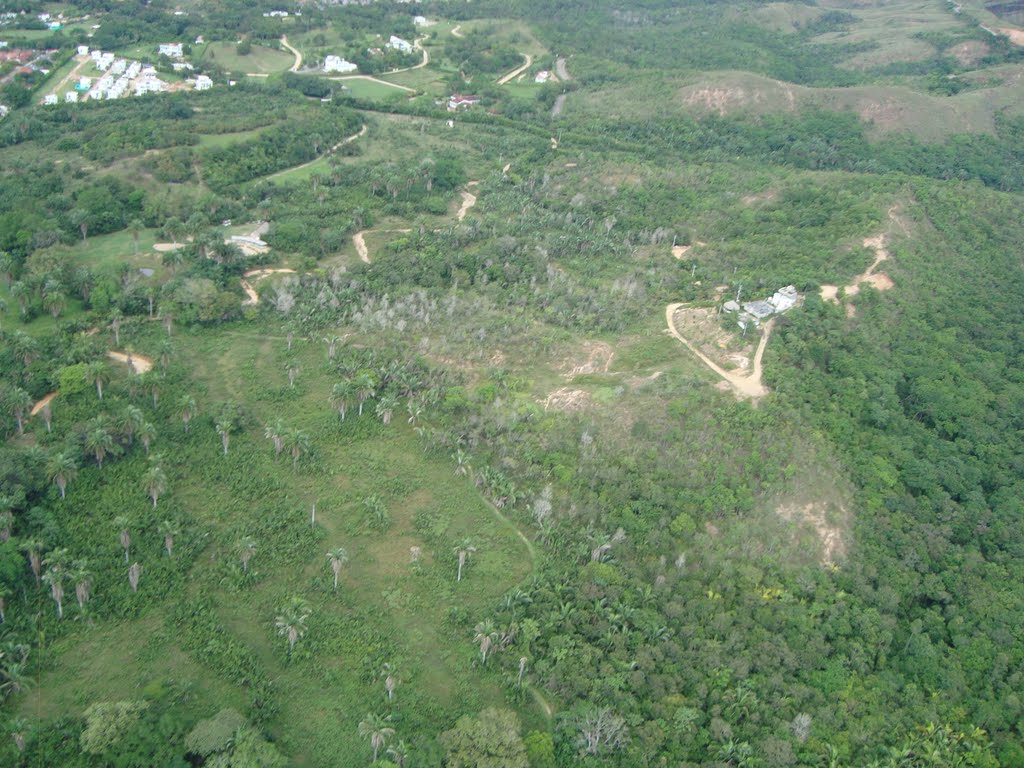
[387,35,413,53]
[723,285,800,329]
[323,54,358,73]
[158,43,184,59]
[447,94,480,111]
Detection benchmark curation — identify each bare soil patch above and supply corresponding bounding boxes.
[31,391,58,417]
[543,387,591,412]
[563,341,614,376]
[153,243,184,252]
[949,40,990,65]
[108,350,153,374]
[777,501,847,565]
[241,268,297,305]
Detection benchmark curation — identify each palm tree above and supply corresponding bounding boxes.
[128,218,143,256]
[518,656,528,687]
[323,334,342,360]
[386,740,409,768]
[355,372,377,416]
[161,246,186,275]
[452,448,472,477]
[454,539,476,583]
[85,421,117,468]
[8,717,30,752]
[0,585,7,623]
[71,561,92,611]
[275,597,311,657]
[286,428,310,471]
[215,417,233,456]
[113,516,132,562]
[85,361,109,400]
[325,547,348,591]
[142,465,167,508]
[358,713,395,763]
[178,395,197,432]
[19,540,43,585]
[382,666,397,702]
[117,405,145,445]
[330,379,355,421]
[158,520,179,557]
[237,536,256,573]
[375,394,399,425]
[285,359,299,388]
[138,421,156,455]
[39,399,53,433]
[473,620,499,666]
[46,452,77,499]
[264,419,285,456]
[42,567,65,619]
[8,388,31,435]
[159,339,173,371]
[128,562,142,593]
[109,310,122,346]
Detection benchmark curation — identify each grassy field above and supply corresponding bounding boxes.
[197,126,277,148]
[199,42,294,74]
[18,318,540,765]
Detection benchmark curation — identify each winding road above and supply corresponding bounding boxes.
[267,124,367,180]
[281,36,302,72]
[665,303,771,399]
[497,53,533,85]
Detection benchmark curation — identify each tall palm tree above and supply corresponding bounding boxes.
[19,540,43,585]
[39,399,52,433]
[518,656,528,687]
[85,361,109,401]
[8,388,31,435]
[454,539,476,583]
[330,379,355,421]
[158,520,179,557]
[178,395,197,432]
[138,421,156,455]
[358,713,395,763]
[323,335,342,360]
[85,421,117,468]
[286,428,310,471]
[0,585,7,623]
[114,516,132,563]
[71,561,92,611]
[264,419,285,456]
[215,417,233,456]
[386,740,409,768]
[355,372,377,416]
[11,331,37,365]
[128,562,142,593]
[42,567,65,619]
[159,339,173,371]
[117,405,144,445]
[285,359,299,388]
[325,547,348,591]
[237,536,256,573]
[142,465,167,508]
[275,597,311,657]
[109,310,123,346]
[375,394,399,426]
[473,620,499,666]
[46,452,77,499]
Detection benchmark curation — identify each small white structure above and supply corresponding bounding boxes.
[413,15,429,26]
[159,43,184,58]
[769,285,799,313]
[535,70,550,83]
[78,76,91,89]
[0,105,9,118]
[447,94,480,111]
[387,35,413,53]
[194,74,213,90]
[195,36,205,45]
[77,45,89,56]
[110,58,127,75]
[263,10,289,17]
[43,94,58,106]
[323,55,357,73]
[65,91,78,103]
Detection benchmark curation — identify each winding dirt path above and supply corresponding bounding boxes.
[331,74,417,93]
[107,350,154,374]
[267,124,367,180]
[457,181,479,220]
[497,53,533,85]
[554,56,570,81]
[665,303,771,399]
[353,228,412,263]
[820,208,898,303]
[241,268,297,305]
[30,391,57,417]
[281,35,302,72]
[451,25,464,38]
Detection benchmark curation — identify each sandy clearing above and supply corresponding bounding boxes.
[822,230,893,302]
[982,25,1024,45]
[544,387,591,412]
[281,35,302,72]
[778,502,846,565]
[457,189,477,220]
[30,391,58,417]
[564,341,614,377]
[268,123,367,180]
[666,303,771,399]
[153,243,184,252]
[108,350,153,374]
[502,162,511,173]
[353,228,412,264]
[497,53,533,85]
[241,268,297,305]
[451,25,464,38]
[672,245,692,259]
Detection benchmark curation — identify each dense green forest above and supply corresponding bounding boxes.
[1,0,1023,766]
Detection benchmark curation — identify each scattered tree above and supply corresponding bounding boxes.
[326,547,348,591]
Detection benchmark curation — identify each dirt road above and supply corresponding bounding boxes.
[457,182,479,220]
[451,25,464,38]
[498,53,533,85]
[665,303,771,399]
[554,57,570,81]
[820,208,897,303]
[46,54,90,102]
[108,351,154,374]
[353,229,412,263]
[241,268,296,305]
[551,94,567,118]
[268,124,367,180]
[30,391,57,417]
[281,36,302,72]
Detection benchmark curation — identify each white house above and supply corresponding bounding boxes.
[413,15,429,26]
[387,35,413,53]
[76,45,89,56]
[110,58,126,75]
[43,94,58,105]
[65,91,78,103]
[447,94,480,111]
[323,55,357,73]
[0,105,9,118]
[78,76,91,89]
[535,70,550,83]
[159,43,184,58]
[194,74,213,90]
